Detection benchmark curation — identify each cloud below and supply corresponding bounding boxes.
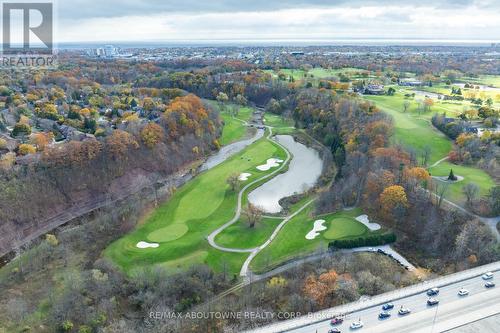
[54,1,500,42]
[57,0,490,19]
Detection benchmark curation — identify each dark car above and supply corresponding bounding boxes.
[330,317,343,325]
[329,329,341,333]
[377,249,386,255]
[427,288,439,296]
[382,303,394,311]
[427,298,439,306]
[379,311,391,319]
[485,281,495,288]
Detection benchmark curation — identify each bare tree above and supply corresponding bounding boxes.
[244,203,263,228]
[421,145,432,166]
[226,173,241,192]
[463,182,479,204]
[434,182,449,208]
[403,100,411,113]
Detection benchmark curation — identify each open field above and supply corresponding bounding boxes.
[215,217,283,250]
[250,208,383,273]
[264,67,374,83]
[429,161,496,204]
[363,94,496,205]
[205,100,254,145]
[263,112,294,128]
[105,136,288,275]
[363,94,452,165]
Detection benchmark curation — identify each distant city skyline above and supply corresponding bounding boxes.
[52,0,500,43]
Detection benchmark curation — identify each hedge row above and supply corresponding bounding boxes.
[328,233,396,249]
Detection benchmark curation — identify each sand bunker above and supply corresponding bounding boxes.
[136,241,159,249]
[355,215,381,231]
[305,219,327,240]
[256,158,283,171]
[239,173,252,181]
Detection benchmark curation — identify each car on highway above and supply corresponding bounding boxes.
[427,287,439,296]
[427,298,439,306]
[328,329,341,333]
[330,317,343,325]
[485,281,495,288]
[458,288,469,296]
[482,272,494,280]
[398,307,411,315]
[382,303,394,310]
[377,249,387,255]
[350,320,364,329]
[378,311,391,319]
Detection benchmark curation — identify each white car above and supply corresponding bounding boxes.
[458,288,469,296]
[482,272,494,280]
[350,320,364,329]
[398,307,411,315]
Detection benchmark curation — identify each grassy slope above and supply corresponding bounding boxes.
[105,137,287,275]
[364,94,452,164]
[215,217,283,250]
[429,161,496,203]
[251,208,382,273]
[363,93,496,205]
[263,113,294,128]
[205,100,254,145]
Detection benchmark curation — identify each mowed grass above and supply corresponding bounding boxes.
[364,93,496,204]
[105,136,287,275]
[264,112,294,128]
[205,100,254,145]
[215,217,283,250]
[251,208,380,274]
[429,161,496,205]
[364,94,452,165]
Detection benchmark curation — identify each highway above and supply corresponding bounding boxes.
[247,262,500,333]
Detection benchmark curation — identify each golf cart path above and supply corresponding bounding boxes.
[239,199,315,277]
[429,156,449,168]
[430,191,500,241]
[206,127,292,253]
[427,154,499,241]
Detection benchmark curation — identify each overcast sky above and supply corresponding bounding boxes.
[52,0,500,42]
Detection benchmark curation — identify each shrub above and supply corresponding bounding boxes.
[328,233,397,250]
[18,143,36,155]
[12,123,31,137]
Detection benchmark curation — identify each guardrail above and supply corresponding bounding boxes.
[246,261,500,333]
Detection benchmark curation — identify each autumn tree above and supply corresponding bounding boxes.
[140,123,165,148]
[18,143,36,155]
[244,203,262,228]
[379,185,409,222]
[423,97,434,112]
[302,270,338,306]
[31,132,53,151]
[216,92,229,112]
[105,130,139,159]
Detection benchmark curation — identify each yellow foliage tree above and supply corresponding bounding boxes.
[379,185,409,221]
[140,123,165,148]
[18,143,36,155]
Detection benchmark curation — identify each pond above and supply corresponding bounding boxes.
[248,135,323,213]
